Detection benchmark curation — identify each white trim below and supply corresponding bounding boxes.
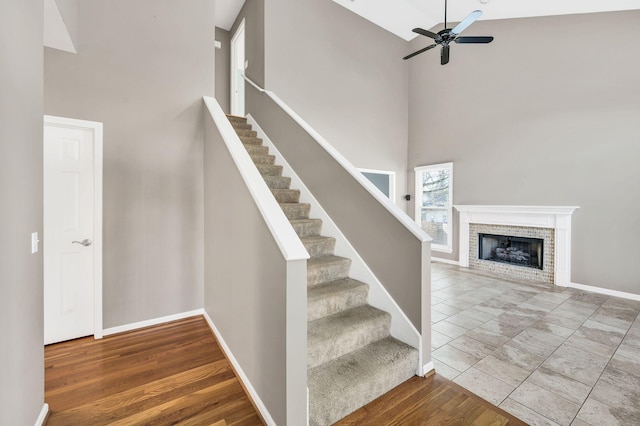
[201,311,277,426]
[454,205,579,286]
[43,115,104,340]
[249,115,422,365]
[422,361,435,377]
[35,403,49,426]
[230,19,245,116]
[241,75,429,243]
[203,97,308,262]
[431,257,460,266]
[568,282,640,302]
[358,168,396,202]
[102,309,205,336]
[414,163,454,253]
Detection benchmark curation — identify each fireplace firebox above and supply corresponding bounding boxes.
[478,233,543,270]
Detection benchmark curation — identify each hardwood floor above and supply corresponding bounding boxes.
[45,316,263,425]
[337,374,527,425]
[45,316,524,425]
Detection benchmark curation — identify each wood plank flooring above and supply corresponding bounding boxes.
[45,316,525,425]
[337,374,526,425]
[45,316,263,425]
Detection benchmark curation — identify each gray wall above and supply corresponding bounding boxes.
[0,0,45,423]
[408,10,640,294]
[263,0,411,208]
[215,27,231,113]
[203,112,288,424]
[55,0,79,50]
[44,0,214,327]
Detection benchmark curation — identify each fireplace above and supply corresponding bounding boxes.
[454,205,579,285]
[478,233,543,270]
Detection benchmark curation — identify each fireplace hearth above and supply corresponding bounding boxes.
[478,233,543,270]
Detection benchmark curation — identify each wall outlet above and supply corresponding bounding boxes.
[31,232,39,254]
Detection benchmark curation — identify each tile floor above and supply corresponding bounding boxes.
[430,262,640,426]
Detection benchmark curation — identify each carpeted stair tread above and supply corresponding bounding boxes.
[256,164,283,176]
[307,278,368,321]
[301,235,336,257]
[250,153,275,165]
[244,144,269,155]
[307,255,351,286]
[308,304,391,368]
[280,202,311,220]
[263,176,291,189]
[235,128,257,138]
[240,136,263,145]
[226,114,246,121]
[231,122,252,130]
[290,218,322,237]
[308,337,418,426]
[271,189,301,203]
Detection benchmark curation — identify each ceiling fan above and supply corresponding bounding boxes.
[403,0,493,65]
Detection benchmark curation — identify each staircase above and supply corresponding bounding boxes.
[226,115,418,426]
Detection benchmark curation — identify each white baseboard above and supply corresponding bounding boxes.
[422,361,435,376]
[568,282,640,302]
[431,257,460,266]
[201,311,276,426]
[102,309,205,336]
[35,403,49,426]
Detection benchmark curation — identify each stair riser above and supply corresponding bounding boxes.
[307,259,351,286]
[231,122,252,130]
[257,165,283,177]
[307,313,391,369]
[307,286,368,322]
[281,203,310,220]
[303,238,336,257]
[227,117,247,124]
[251,154,276,165]
[263,176,291,189]
[244,145,269,155]
[272,189,301,203]
[291,220,322,237]
[235,129,257,138]
[240,136,263,145]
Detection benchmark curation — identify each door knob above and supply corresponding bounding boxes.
[72,239,92,247]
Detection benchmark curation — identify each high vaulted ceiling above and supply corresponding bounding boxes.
[331,0,640,41]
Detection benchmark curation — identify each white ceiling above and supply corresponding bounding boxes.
[331,0,640,41]
[216,0,246,31]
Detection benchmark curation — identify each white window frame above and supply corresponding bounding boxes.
[414,162,453,253]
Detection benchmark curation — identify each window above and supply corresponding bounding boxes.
[414,163,453,252]
[359,168,395,201]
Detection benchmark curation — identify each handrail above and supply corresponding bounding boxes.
[241,74,431,243]
[203,96,309,262]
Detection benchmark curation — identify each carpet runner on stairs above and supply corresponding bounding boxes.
[226,115,418,426]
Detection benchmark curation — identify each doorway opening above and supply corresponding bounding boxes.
[230,19,246,116]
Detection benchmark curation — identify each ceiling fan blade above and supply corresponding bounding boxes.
[403,44,437,60]
[413,28,442,42]
[451,10,482,35]
[455,36,494,44]
[441,45,450,65]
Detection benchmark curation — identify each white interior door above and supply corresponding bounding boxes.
[230,19,245,116]
[44,116,103,345]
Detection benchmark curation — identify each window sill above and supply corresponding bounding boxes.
[431,246,453,254]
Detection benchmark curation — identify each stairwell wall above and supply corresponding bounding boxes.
[262,0,410,209]
[0,0,45,423]
[44,0,213,328]
[407,11,640,295]
[203,112,289,425]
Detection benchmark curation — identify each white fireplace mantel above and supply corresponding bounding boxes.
[454,205,579,286]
